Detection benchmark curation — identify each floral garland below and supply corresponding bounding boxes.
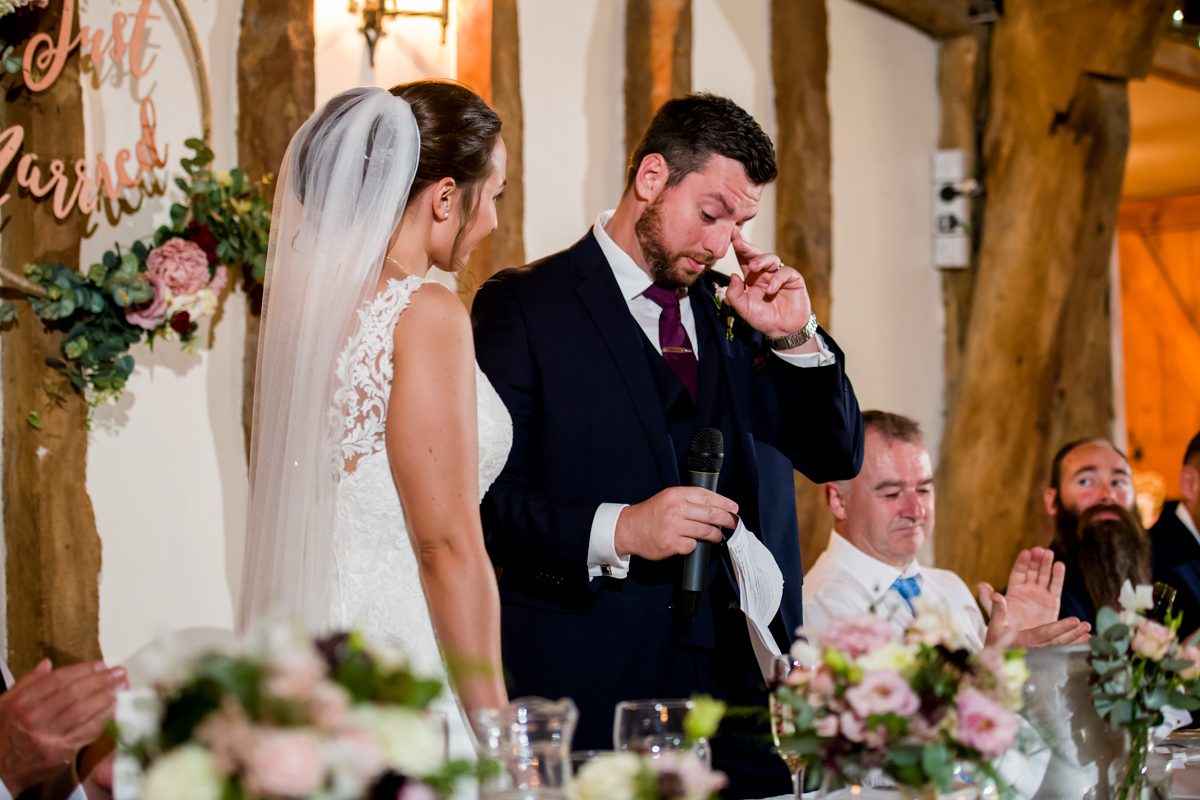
[0,138,271,420]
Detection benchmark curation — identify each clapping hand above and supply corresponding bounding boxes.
[0,659,126,796]
[980,547,1090,648]
[722,228,817,350]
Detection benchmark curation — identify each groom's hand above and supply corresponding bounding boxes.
[615,488,737,562]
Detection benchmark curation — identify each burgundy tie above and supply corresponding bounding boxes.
[643,284,698,402]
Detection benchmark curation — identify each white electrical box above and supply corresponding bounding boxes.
[933,149,971,269]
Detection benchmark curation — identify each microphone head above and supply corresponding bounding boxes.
[687,428,724,473]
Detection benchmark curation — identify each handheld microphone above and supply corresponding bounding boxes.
[680,428,724,617]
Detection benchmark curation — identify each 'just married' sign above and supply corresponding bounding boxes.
[0,0,169,220]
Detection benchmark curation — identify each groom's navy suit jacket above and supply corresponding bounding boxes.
[473,231,863,754]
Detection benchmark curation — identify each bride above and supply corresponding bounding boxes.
[237,81,511,761]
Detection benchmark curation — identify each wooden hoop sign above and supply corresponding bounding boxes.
[0,0,212,223]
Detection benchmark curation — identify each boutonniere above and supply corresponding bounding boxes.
[712,282,736,341]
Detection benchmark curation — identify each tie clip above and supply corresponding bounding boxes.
[663,346,693,354]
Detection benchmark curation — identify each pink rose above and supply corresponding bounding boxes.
[244,729,324,796]
[955,687,1019,757]
[1132,619,1174,662]
[146,237,212,297]
[1179,645,1200,681]
[266,645,328,702]
[398,783,438,800]
[651,751,728,799]
[310,682,351,729]
[845,670,920,719]
[808,665,836,697]
[814,713,839,738]
[125,272,169,330]
[195,704,254,774]
[823,614,896,658]
[839,710,865,742]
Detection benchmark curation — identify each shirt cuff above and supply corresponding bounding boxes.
[588,503,631,579]
[770,332,836,368]
[0,778,11,800]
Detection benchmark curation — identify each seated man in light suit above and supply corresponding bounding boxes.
[0,657,125,800]
[803,410,1092,649]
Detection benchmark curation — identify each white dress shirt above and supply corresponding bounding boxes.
[586,211,836,578]
[1179,502,1200,547]
[0,659,89,800]
[802,531,986,651]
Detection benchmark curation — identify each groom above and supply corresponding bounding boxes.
[473,94,863,797]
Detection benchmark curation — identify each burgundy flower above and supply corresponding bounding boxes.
[184,223,219,267]
[170,311,192,335]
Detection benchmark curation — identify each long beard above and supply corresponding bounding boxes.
[634,194,714,289]
[1054,502,1150,611]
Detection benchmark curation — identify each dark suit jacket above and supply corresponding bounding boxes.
[1151,501,1200,637]
[472,231,863,753]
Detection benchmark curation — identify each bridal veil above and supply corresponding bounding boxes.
[238,88,420,631]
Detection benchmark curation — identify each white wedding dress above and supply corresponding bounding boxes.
[325,274,513,772]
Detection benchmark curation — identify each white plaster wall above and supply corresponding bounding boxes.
[79,0,246,665]
[314,0,457,108]
[518,0,625,259]
[828,0,943,454]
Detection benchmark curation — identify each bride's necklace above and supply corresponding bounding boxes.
[384,255,409,275]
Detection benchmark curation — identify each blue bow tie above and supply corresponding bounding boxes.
[890,574,924,611]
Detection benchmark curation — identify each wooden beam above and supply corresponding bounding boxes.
[771,0,836,566]
[1,6,101,674]
[1151,37,1200,90]
[236,0,315,455]
[852,0,971,39]
[457,0,525,293]
[937,11,986,417]
[935,0,1170,590]
[624,0,691,157]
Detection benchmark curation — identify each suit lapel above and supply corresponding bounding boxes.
[572,237,677,486]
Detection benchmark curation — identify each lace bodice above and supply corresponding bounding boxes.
[326,275,512,774]
[331,275,513,493]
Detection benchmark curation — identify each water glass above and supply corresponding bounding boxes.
[612,699,711,764]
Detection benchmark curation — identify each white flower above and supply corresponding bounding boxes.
[712,282,728,305]
[906,599,967,649]
[1119,581,1155,614]
[570,752,641,800]
[363,638,410,672]
[352,707,445,777]
[168,287,219,319]
[141,745,224,800]
[789,638,821,668]
[857,642,918,673]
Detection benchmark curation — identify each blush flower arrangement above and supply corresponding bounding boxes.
[0,139,271,418]
[570,752,727,800]
[1090,581,1200,800]
[115,627,469,800]
[771,604,1028,798]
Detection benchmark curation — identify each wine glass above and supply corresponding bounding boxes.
[612,699,711,764]
[770,656,809,800]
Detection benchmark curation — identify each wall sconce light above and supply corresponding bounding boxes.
[348,0,450,67]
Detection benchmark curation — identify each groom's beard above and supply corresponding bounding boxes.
[1053,500,1150,612]
[635,193,715,290]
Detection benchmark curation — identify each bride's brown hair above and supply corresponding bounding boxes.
[389,80,502,271]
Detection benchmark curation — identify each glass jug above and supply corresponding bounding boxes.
[472,696,579,799]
